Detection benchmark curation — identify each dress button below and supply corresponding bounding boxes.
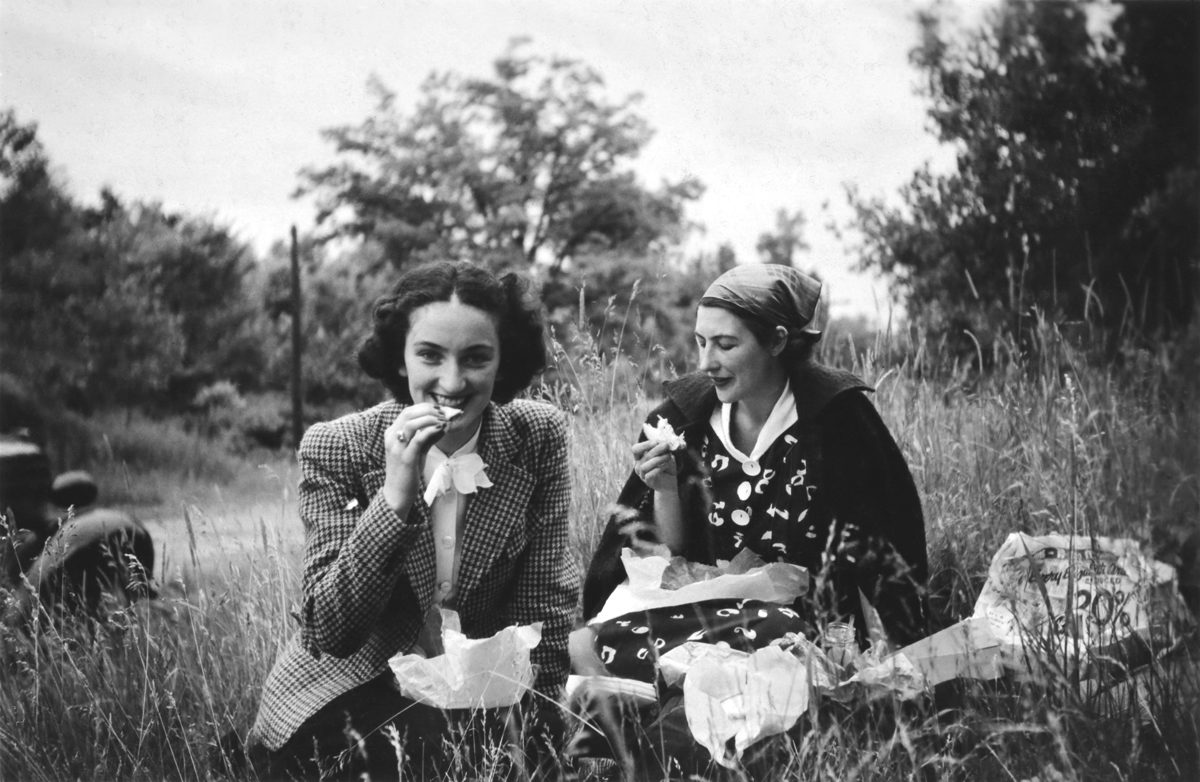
[743,460,761,476]
[441,535,455,549]
[438,580,451,593]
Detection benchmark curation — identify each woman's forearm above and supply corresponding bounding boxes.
[653,488,686,554]
[302,495,424,657]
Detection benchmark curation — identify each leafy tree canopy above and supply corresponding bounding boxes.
[1,110,266,411]
[848,0,1198,353]
[756,208,809,266]
[298,38,703,272]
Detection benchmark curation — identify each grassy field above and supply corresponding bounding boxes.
[1,325,1197,781]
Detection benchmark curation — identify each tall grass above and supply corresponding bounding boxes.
[1,317,1197,780]
[81,411,247,507]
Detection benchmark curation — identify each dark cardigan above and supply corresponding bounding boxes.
[581,363,929,645]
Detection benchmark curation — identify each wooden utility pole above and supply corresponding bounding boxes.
[290,225,304,448]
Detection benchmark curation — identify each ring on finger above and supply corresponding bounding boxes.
[397,430,408,444]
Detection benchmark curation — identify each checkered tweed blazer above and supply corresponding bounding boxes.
[251,398,578,750]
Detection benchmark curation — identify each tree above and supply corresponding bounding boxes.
[299,39,702,272]
[2,188,187,411]
[0,110,76,260]
[259,236,392,413]
[1109,1,1199,336]
[756,208,809,266]
[82,196,267,405]
[1,112,267,412]
[847,1,1198,353]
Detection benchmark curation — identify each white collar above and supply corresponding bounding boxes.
[423,424,482,479]
[710,379,797,462]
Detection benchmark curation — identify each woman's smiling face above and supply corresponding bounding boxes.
[401,295,500,441]
[694,305,785,407]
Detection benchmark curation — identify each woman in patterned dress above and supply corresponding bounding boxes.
[245,261,578,780]
[578,263,928,684]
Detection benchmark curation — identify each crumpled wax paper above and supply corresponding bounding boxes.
[388,609,542,709]
[660,548,767,590]
[660,637,927,765]
[679,645,810,768]
[846,645,927,700]
[879,615,1007,689]
[588,548,809,625]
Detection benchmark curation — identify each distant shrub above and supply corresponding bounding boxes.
[85,412,241,504]
[233,392,290,451]
[189,382,290,452]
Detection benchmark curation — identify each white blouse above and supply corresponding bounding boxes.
[421,425,482,607]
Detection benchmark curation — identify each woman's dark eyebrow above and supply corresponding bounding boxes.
[412,340,496,353]
[694,331,738,341]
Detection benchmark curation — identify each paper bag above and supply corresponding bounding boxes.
[973,532,1183,671]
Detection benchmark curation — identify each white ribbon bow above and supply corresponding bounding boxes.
[423,452,494,506]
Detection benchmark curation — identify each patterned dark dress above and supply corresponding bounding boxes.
[584,365,928,683]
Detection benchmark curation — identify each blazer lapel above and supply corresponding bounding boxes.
[454,404,534,601]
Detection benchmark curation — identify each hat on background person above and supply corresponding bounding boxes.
[0,436,52,505]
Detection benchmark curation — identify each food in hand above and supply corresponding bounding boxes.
[439,405,464,421]
[642,416,686,451]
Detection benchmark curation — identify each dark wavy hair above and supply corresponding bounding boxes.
[358,261,547,404]
[699,300,821,365]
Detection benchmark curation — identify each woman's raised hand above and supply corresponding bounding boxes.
[382,403,447,511]
[632,439,679,494]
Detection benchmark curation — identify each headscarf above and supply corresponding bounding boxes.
[699,264,822,335]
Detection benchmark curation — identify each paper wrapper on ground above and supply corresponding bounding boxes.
[388,609,542,709]
[680,645,809,768]
[884,616,1007,687]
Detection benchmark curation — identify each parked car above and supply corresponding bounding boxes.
[0,434,155,624]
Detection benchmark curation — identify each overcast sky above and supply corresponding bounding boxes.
[2,0,986,318]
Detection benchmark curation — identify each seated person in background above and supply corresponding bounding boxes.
[572,265,928,763]
[248,261,578,780]
[0,432,154,629]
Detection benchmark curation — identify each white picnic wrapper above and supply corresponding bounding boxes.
[388,609,542,709]
[682,645,809,768]
[588,548,808,625]
[642,416,686,451]
[847,649,927,700]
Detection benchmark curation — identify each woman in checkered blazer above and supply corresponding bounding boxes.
[246,261,578,779]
